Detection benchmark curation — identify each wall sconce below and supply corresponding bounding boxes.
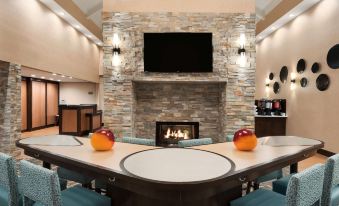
[112,33,121,55]
[265,78,270,92]
[237,33,247,67]
[112,33,121,66]
[290,73,296,90]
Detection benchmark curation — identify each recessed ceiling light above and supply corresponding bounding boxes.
[289,14,295,17]
[59,12,65,16]
[75,25,80,29]
[31,74,36,77]
[50,78,54,80]
[271,27,276,31]
[52,73,57,76]
[61,75,65,78]
[259,36,263,39]
[41,76,45,79]
[57,80,61,82]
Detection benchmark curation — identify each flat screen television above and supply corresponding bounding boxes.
[144,33,213,72]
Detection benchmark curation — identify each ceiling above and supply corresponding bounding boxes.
[71,0,103,28]
[256,0,282,22]
[22,67,87,83]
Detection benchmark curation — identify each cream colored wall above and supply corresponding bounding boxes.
[59,82,98,105]
[103,0,255,13]
[0,0,100,83]
[256,0,339,153]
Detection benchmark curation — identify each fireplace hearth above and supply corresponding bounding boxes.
[156,122,199,147]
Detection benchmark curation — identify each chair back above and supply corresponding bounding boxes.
[19,160,61,206]
[322,154,339,206]
[121,137,155,146]
[178,138,213,148]
[0,153,19,206]
[286,164,324,206]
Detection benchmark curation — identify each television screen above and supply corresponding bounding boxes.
[144,33,213,72]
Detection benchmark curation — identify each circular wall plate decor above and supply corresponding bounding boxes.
[297,59,306,74]
[300,77,308,88]
[269,72,274,80]
[327,44,339,69]
[279,66,288,83]
[316,74,330,91]
[311,62,320,73]
[273,82,280,94]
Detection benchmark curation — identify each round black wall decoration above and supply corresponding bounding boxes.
[279,66,288,83]
[297,59,306,74]
[300,77,308,88]
[316,74,330,91]
[269,73,274,80]
[327,44,339,69]
[273,82,280,94]
[311,62,320,73]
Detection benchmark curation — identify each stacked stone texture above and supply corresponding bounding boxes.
[102,12,255,141]
[0,61,22,158]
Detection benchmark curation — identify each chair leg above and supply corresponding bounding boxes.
[82,183,92,189]
[246,181,252,194]
[253,182,260,190]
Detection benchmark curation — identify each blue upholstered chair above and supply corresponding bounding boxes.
[57,134,94,188]
[19,160,110,206]
[0,153,21,206]
[322,154,339,206]
[121,137,155,146]
[230,164,324,206]
[273,154,339,202]
[178,138,213,147]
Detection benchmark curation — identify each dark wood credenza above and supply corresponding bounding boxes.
[255,116,287,137]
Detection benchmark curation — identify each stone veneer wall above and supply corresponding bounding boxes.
[134,82,226,141]
[102,12,256,141]
[0,61,21,158]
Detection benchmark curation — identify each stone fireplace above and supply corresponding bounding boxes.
[102,12,256,142]
[156,122,199,147]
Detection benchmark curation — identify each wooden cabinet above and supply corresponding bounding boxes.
[255,116,287,137]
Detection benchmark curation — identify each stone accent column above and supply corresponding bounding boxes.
[0,61,22,159]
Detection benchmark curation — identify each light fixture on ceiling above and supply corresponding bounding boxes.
[57,80,61,82]
[50,78,54,80]
[68,76,72,79]
[31,74,36,77]
[52,73,57,76]
[61,75,65,78]
[41,76,45,79]
[39,0,103,46]
[256,0,322,42]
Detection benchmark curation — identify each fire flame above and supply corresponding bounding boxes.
[164,128,189,139]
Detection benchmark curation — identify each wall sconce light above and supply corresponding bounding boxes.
[290,73,296,90]
[237,33,247,67]
[265,78,270,92]
[238,33,246,54]
[112,33,121,66]
[112,33,121,55]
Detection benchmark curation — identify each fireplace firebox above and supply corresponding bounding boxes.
[156,122,199,147]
